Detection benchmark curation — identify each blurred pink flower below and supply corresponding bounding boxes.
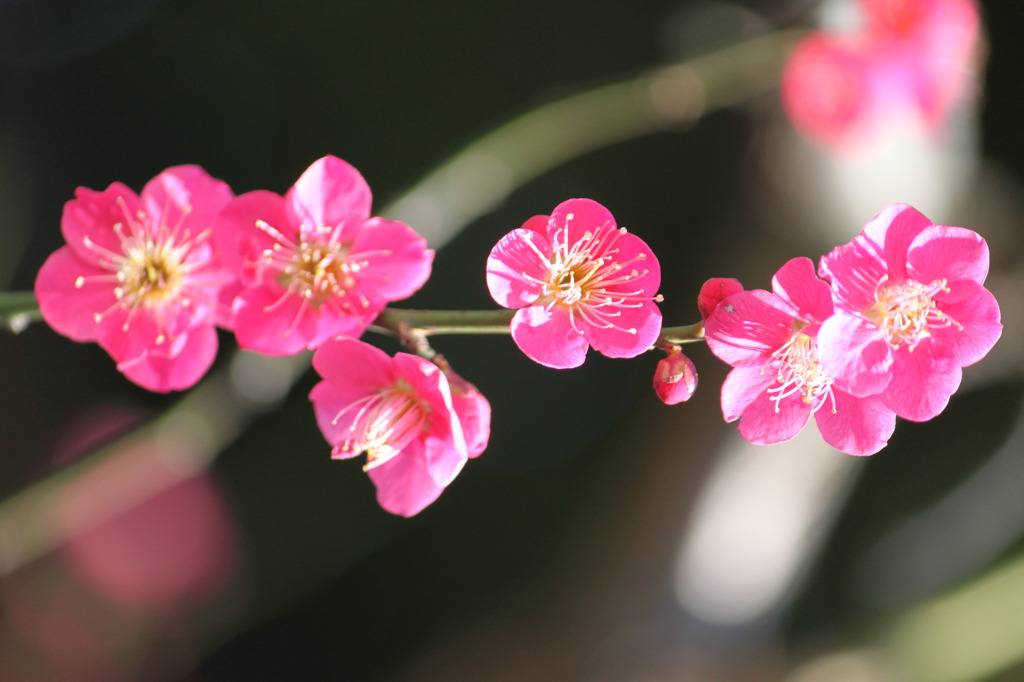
[781,0,980,149]
[706,257,896,455]
[486,198,663,369]
[214,156,434,355]
[309,337,475,517]
[653,349,698,405]
[35,166,235,392]
[818,203,1001,421]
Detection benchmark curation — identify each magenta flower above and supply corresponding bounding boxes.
[486,198,663,369]
[309,337,473,517]
[697,277,744,321]
[35,166,235,392]
[653,349,698,405]
[705,258,896,456]
[817,204,1001,421]
[214,155,434,355]
[781,0,980,149]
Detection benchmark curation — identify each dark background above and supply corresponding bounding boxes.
[1,1,1023,680]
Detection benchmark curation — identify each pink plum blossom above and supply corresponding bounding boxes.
[486,198,663,369]
[214,155,434,355]
[35,166,235,392]
[309,337,477,517]
[653,349,698,405]
[817,204,1001,421]
[705,257,896,456]
[780,0,980,149]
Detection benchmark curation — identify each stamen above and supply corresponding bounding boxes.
[767,333,835,414]
[869,277,962,350]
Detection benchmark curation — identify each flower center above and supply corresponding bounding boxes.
[522,215,662,335]
[76,200,211,342]
[767,332,835,414]
[331,382,430,470]
[867,276,961,350]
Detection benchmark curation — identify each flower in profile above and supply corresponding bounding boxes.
[653,348,698,405]
[486,198,663,369]
[780,0,980,149]
[309,337,474,517]
[817,204,1001,421]
[34,166,235,392]
[705,257,896,456]
[214,155,434,355]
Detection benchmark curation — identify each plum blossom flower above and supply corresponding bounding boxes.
[214,155,433,355]
[486,198,663,369]
[309,337,479,517]
[781,0,980,149]
[817,204,1001,421]
[705,257,896,456]
[35,166,235,392]
[653,348,698,405]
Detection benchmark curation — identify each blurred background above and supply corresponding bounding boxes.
[1,0,1023,680]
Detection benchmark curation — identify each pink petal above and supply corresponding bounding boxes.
[231,285,319,356]
[116,324,219,393]
[213,190,293,286]
[884,342,962,421]
[304,301,381,350]
[819,237,887,313]
[604,230,661,296]
[349,218,433,301]
[861,203,932,281]
[548,198,617,247]
[311,336,395,391]
[366,442,446,517]
[451,388,491,459]
[585,300,662,359]
[698,277,744,321]
[932,281,1001,367]
[61,183,140,263]
[817,313,893,395]
[510,306,589,369]
[814,391,896,456]
[704,290,795,368]
[286,156,372,232]
[486,227,551,309]
[308,380,379,453]
[771,257,833,322]
[728,369,813,446]
[720,365,776,423]
[35,247,113,342]
[907,225,990,286]
[140,165,233,240]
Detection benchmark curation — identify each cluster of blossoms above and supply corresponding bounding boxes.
[33,154,1001,512]
[35,156,478,516]
[780,0,980,148]
[698,204,1001,455]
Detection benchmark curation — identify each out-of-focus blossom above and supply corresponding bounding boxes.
[653,348,698,405]
[214,155,433,355]
[706,257,896,455]
[486,198,663,369]
[698,277,744,321]
[35,166,235,392]
[309,337,475,517]
[818,203,1001,421]
[781,0,981,150]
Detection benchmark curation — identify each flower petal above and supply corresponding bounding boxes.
[861,203,933,281]
[140,165,233,240]
[585,300,661,359]
[932,281,1002,367]
[819,236,887,313]
[485,227,551,309]
[61,183,141,263]
[883,342,962,421]
[817,312,893,395]
[771,257,833,322]
[510,306,589,369]
[548,198,617,247]
[35,247,113,342]
[311,336,395,391]
[213,190,292,286]
[286,155,372,231]
[350,218,433,301]
[814,391,896,456]
[730,370,813,446]
[231,285,319,356]
[720,365,776,423]
[115,324,219,393]
[907,224,990,286]
[366,442,446,517]
[704,290,795,367]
